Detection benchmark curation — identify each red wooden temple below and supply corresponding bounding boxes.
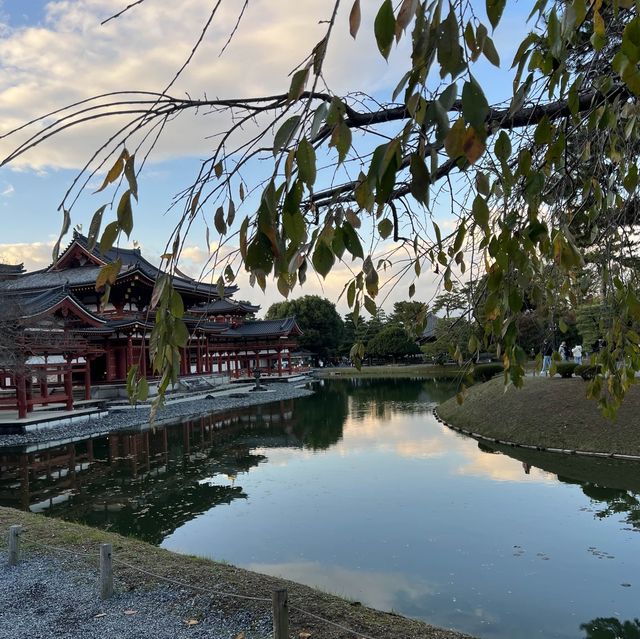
[0,233,303,418]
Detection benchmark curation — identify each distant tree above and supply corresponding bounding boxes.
[0,290,25,374]
[515,311,546,356]
[580,617,640,639]
[389,301,428,334]
[421,317,477,362]
[265,295,343,360]
[431,289,469,319]
[366,325,420,363]
[576,303,612,351]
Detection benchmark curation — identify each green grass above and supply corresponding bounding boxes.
[438,376,640,456]
[316,364,467,378]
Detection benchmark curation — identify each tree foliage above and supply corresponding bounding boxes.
[366,325,420,361]
[5,0,640,415]
[265,295,344,358]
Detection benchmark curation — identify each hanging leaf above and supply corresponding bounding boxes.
[52,208,71,261]
[273,116,301,156]
[214,206,227,235]
[396,0,418,38]
[87,205,107,251]
[124,153,138,201]
[349,0,361,39]
[214,161,224,178]
[378,218,394,239]
[100,221,119,254]
[227,199,236,227]
[312,240,335,278]
[462,76,489,130]
[296,138,317,187]
[486,0,506,30]
[95,148,127,193]
[288,68,309,102]
[374,0,396,60]
[117,189,133,238]
[330,121,352,164]
[95,258,122,290]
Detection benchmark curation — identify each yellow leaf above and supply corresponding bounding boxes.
[462,127,486,164]
[185,619,199,626]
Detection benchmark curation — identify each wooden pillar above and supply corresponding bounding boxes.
[196,336,202,374]
[217,351,223,374]
[64,359,73,411]
[40,355,49,397]
[25,375,33,413]
[286,351,291,373]
[140,336,147,378]
[106,347,116,382]
[277,350,283,377]
[127,334,134,371]
[16,373,27,419]
[117,347,127,380]
[84,359,91,400]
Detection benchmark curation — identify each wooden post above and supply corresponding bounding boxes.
[272,588,288,639]
[99,543,113,599]
[8,525,21,566]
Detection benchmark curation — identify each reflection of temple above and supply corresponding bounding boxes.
[0,401,302,543]
[0,233,303,418]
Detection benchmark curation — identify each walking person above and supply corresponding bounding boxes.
[541,339,553,376]
[572,343,583,365]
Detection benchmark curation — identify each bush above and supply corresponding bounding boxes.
[555,362,578,378]
[574,364,602,380]
[473,363,504,382]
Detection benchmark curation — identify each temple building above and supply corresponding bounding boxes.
[0,233,302,419]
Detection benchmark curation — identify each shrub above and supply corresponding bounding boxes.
[473,363,504,382]
[574,364,602,380]
[555,362,578,378]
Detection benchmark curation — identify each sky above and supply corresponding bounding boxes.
[0,0,533,316]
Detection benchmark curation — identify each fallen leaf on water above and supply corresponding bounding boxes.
[234,632,245,639]
[123,610,138,616]
[185,619,199,626]
[300,632,312,639]
[93,613,106,619]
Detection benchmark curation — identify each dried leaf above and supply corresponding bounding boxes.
[184,619,199,626]
[349,0,361,39]
[93,613,107,619]
[123,610,138,616]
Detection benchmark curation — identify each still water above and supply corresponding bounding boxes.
[1,378,639,639]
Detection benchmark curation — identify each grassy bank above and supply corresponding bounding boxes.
[438,377,640,456]
[0,507,473,639]
[316,364,466,379]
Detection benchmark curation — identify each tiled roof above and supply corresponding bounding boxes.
[221,317,302,338]
[189,299,260,315]
[4,287,106,324]
[48,233,238,298]
[0,263,25,274]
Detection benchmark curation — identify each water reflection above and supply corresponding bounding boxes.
[0,378,639,639]
[581,618,640,638]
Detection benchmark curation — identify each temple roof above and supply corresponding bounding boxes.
[41,232,238,298]
[0,263,25,275]
[221,317,302,338]
[189,299,260,315]
[4,287,106,326]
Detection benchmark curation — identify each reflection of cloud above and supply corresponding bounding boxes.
[247,560,435,612]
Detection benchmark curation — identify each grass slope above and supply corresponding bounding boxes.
[0,507,473,639]
[438,377,640,456]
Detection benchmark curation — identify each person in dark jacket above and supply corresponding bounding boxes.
[541,339,553,376]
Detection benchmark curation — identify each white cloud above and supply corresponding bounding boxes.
[1,182,14,196]
[0,240,54,268]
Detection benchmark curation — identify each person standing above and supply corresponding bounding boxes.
[572,344,583,365]
[541,339,553,376]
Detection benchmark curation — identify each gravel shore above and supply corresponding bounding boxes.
[0,384,314,449]
[0,551,272,639]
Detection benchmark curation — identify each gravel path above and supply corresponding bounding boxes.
[0,384,314,449]
[0,551,272,639]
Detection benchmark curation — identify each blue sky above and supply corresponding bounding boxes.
[0,0,534,314]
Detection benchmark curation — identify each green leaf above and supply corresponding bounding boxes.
[214,206,227,235]
[95,149,127,193]
[95,257,122,290]
[117,189,133,238]
[378,218,393,239]
[462,76,489,130]
[124,153,138,201]
[472,195,490,230]
[374,0,396,60]
[364,295,377,316]
[288,68,309,101]
[227,199,236,227]
[486,0,506,29]
[87,205,107,252]
[239,217,249,260]
[482,35,500,66]
[310,103,328,139]
[283,208,305,246]
[170,290,184,318]
[330,121,352,164]
[312,240,335,278]
[273,116,300,156]
[342,222,364,259]
[410,153,430,204]
[174,318,189,348]
[494,131,512,162]
[100,221,119,254]
[296,138,316,187]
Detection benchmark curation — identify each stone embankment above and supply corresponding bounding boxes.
[0,384,314,449]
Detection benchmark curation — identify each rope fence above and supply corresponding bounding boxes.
[4,524,381,639]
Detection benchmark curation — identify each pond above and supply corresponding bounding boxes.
[0,378,639,639]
